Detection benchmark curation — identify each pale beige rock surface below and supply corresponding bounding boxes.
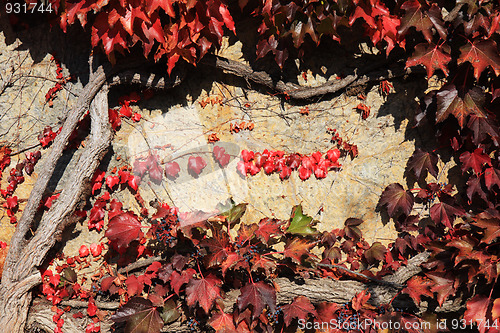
[0,28,426,248]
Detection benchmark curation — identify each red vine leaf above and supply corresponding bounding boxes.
[377,183,414,217]
[255,218,282,243]
[406,43,451,78]
[284,238,315,264]
[188,156,207,175]
[105,212,143,251]
[464,295,490,333]
[282,296,317,326]
[364,242,386,265]
[475,216,500,244]
[468,115,500,146]
[426,272,456,307]
[237,281,276,319]
[466,176,488,202]
[484,167,500,190]
[208,312,236,332]
[399,1,445,42]
[436,85,487,128]
[186,274,221,313]
[459,148,491,174]
[406,149,439,179]
[126,275,144,297]
[404,276,433,305]
[430,199,465,228]
[458,39,500,80]
[351,290,371,311]
[164,162,180,179]
[170,268,196,294]
[111,297,163,333]
[251,254,276,275]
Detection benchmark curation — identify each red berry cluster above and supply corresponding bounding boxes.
[237,148,341,180]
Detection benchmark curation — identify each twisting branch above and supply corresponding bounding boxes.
[2,65,108,283]
[0,58,114,332]
[27,251,451,333]
[201,54,422,100]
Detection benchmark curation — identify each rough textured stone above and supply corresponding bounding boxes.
[1,25,428,248]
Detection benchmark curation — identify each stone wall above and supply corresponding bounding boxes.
[0,23,429,250]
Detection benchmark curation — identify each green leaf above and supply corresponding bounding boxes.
[286,205,318,235]
[224,203,248,225]
[160,299,180,324]
[60,267,77,284]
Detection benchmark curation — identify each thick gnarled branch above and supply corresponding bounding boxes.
[0,76,113,333]
[202,54,421,100]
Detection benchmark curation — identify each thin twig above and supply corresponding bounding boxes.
[118,256,163,275]
[317,263,404,288]
[60,299,121,310]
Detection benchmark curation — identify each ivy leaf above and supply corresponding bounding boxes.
[459,148,491,174]
[286,205,318,235]
[351,290,371,311]
[251,254,276,275]
[464,295,490,333]
[170,268,196,295]
[237,281,276,319]
[344,218,363,240]
[105,212,143,252]
[436,85,487,128]
[407,149,439,179]
[111,297,163,333]
[188,156,207,176]
[468,115,500,146]
[399,1,445,42]
[458,39,500,80]
[282,296,317,326]
[404,276,433,305]
[208,312,236,333]
[466,176,488,202]
[224,203,247,225]
[284,238,315,264]
[406,43,451,78]
[364,242,386,265]
[426,272,456,307]
[159,299,180,324]
[377,183,414,217]
[186,274,221,313]
[201,228,230,267]
[475,217,500,244]
[492,298,500,320]
[126,275,144,296]
[164,162,180,179]
[430,198,465,228]
[484,167,500,190]
[255,218,282,244]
